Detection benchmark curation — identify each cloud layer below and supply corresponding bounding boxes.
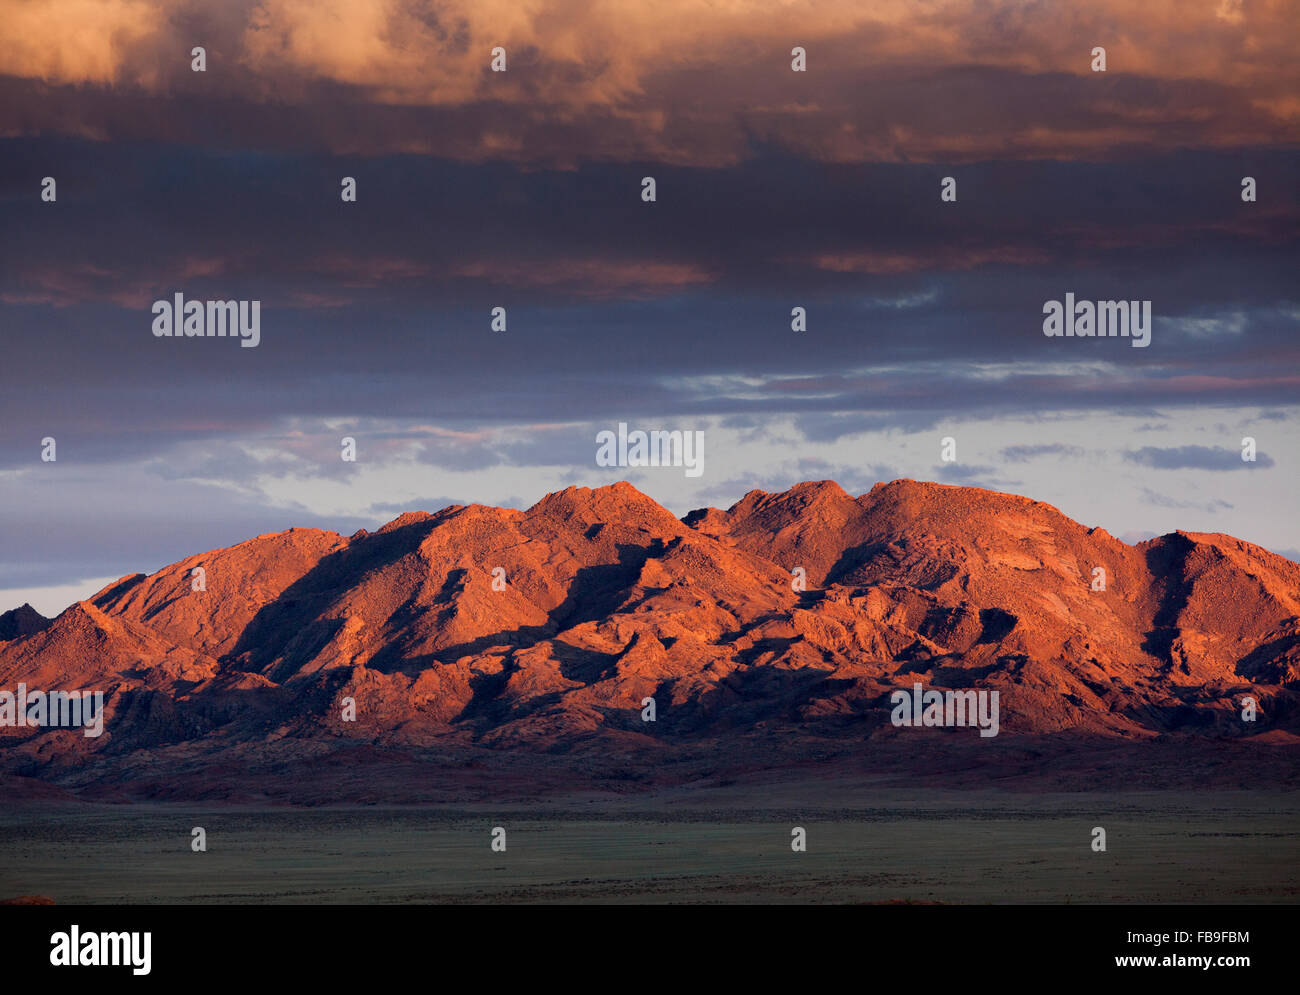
[2,0,1297,163]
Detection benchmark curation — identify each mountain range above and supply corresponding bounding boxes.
[2,479,1297,802]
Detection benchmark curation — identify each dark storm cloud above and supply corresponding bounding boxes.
[1,140,1296,476]
[3,140,1297,312]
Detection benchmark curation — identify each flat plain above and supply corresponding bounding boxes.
[3,785,1295,904]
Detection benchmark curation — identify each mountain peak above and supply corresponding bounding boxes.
[0,603,50,641]
[527,481,682,532]
[786,479,853,500]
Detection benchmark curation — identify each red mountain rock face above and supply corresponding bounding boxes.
[2,479,1297,801]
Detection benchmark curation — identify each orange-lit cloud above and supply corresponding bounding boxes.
[453,258,712,297]
[0,0,158,85]
[0,0,1294,163]
[813,246,1049,275]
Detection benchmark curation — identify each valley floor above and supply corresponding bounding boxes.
[3,786,1296,904]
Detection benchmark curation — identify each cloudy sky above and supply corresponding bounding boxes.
[1,0,1297,615]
